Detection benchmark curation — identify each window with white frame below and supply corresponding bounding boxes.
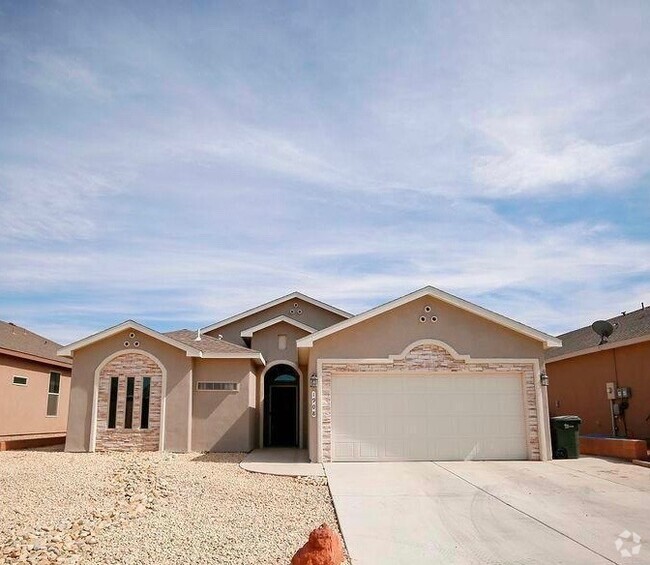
[12,375,28,386]
[47,372,61,416]
[197,381,239,392]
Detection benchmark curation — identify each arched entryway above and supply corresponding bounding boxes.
[263,363,300,447]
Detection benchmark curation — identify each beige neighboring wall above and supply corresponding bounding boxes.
[306,295,547,461]
[0,353,71,437]
[191,358,257,452]
[205,298,346,347]
[65,329,192,452]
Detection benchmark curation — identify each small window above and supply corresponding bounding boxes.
[46,372,61,416]
[12,376,28,386]
[197,382,239,392]
[124,377,135,429]
[108,377,119,428]
[271,373,297,384]
[278,334,287,350]
[141,377,151,429]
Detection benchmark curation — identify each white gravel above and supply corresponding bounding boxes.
[0,450,347,565]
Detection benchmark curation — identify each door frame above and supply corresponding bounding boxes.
[260,360,303,448]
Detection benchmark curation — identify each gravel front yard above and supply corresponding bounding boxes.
[0,449,346,564]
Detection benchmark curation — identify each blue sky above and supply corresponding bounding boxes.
[1,1,649,344]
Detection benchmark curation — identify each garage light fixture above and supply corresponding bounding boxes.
[540,372,549,387]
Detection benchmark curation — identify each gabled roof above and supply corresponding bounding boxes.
[201,291,351,334]
[296,286,562,350]
[58,320,265,364]
[546,306,650,363]
[240,315,317,338]
[0,319,71,367]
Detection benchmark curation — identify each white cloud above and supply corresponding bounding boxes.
[472,115,645,195]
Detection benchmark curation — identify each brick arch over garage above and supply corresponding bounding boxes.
[92,350,165,452]
[318,339,544,462]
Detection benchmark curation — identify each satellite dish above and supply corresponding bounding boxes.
[591,320,614,345]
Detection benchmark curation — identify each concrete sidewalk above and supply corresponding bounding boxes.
[240,448,325,477]
[325,458,650,564]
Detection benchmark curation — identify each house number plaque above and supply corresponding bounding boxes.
[310,390,317,417]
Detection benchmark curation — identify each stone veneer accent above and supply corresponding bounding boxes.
[319,341,540,462]
[95,352,162,451]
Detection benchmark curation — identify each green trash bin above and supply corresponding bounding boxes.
[550,416,582,459]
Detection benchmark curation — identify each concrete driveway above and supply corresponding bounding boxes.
[325,457,650,564]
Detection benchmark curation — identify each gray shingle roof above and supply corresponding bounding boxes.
[164,330,260,356]
[0,320,71,366]
[546,307,650,361]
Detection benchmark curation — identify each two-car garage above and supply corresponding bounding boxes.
[298,287,559,463]
[330,372,528,461]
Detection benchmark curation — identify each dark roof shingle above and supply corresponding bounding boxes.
[546,307,650,361]
[164,330,260,356]
[0,320,71,366]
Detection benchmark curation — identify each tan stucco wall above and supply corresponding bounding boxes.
[306,296,547,462]
[205,298,347,348]
[0,354,71,437]
[191,359,257,452]
[546,341,650,441]
[251,322,310,366]
[65,329,192,452]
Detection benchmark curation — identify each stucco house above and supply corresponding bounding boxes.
[0,320,72,450]
[59,287,561,462]
[546,305,650,442]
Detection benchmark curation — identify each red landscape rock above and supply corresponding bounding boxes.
[291,523,345,565]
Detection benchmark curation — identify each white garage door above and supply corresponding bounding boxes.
[331,373,528,461]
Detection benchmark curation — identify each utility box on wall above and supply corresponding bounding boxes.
[617,387,632,399]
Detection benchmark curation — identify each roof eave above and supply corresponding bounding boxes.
[58,320,203,358]
[546,334,650,363]
[0,346,72,368]
[201,292,352,334]
[297,286,560,349]
[240,315,317,338]
[200,352,266,366]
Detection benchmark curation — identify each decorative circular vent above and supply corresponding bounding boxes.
[431,316,438,323]
[133,341,140,347]
[124,341,130,347]
[419,316,427,323]
[297,309,303,315]
[290,309,295,315]
[424,305,432,313]
[129,332,136,339]
[293,303,299,308]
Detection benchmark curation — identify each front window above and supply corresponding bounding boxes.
[124,377,135,429]
[46,372,60,416]
[141,377,151,429]
[108,377,119,428]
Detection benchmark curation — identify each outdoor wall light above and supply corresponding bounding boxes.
[540,372,549,387]
[309,373,318,388]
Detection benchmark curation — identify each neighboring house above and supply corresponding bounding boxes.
[59,286,561,462]
[0,320,72,450]
[546,306,650,442]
